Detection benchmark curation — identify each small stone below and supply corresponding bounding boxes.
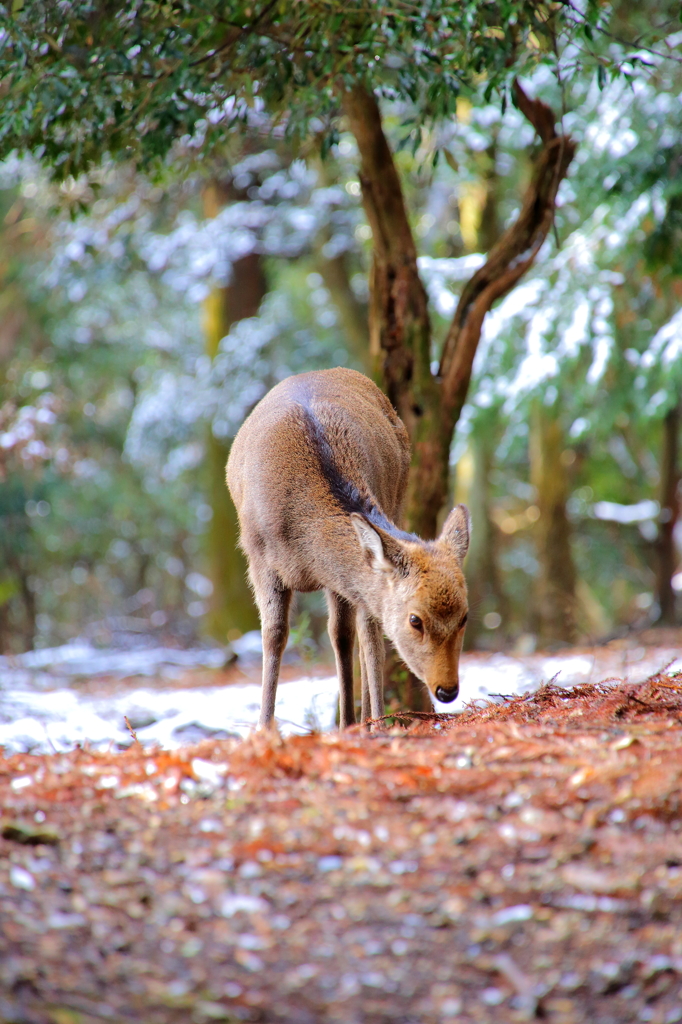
[9,865,35,891]
[481,987,505,1006]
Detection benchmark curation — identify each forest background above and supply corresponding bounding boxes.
[1,0,681,673]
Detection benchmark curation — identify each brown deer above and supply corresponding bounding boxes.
[227,368,470,729]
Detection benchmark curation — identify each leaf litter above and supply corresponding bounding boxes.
[1,671,682,1023]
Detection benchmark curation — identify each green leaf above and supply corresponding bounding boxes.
[443,148,459,173]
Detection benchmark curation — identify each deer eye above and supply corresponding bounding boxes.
[460,612,468,629]
[409,614,423,632]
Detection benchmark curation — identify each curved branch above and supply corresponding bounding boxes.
[439,81,575,424]
[511,78,557,143]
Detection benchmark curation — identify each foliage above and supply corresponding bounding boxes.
[0,0,619,177]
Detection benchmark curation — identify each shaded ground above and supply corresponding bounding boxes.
[1,670,682,1024]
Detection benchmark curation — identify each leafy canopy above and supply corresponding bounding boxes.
[0,0,611,176]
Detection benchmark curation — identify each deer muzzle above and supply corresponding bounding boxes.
[434,684,459,704]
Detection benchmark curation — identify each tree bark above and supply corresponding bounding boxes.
[655,402,680,625]
[529,404,577,645]
[203,182,265,641]
[343,81,576,540]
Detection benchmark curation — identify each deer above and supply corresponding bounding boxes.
[226,367,470,729]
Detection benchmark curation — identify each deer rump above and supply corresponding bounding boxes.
[227,367,470,729]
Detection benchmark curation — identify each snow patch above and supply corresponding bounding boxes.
[1,643,680,754]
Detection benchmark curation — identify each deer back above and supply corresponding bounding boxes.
[227,367,411,595]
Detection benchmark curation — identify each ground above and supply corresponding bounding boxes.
[1,667,682,1024]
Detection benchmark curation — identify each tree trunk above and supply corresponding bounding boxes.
[343,81,576,540]
[202,183,265,641]
[342,85,445,538]
[655,402,680,625]
[529,403,577,646]
[342,81,575,708]
[18,560,36,651]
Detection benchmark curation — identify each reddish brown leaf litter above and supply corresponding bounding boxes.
[1,674,682,1024]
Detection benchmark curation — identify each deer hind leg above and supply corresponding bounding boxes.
[326,590,356,728]
[357,609,384,724]
[252,570,292,730]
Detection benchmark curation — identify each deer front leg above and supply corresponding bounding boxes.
[357,609,384,724]
[359,642,370,724]
[326,590,356,728]
[253,572,292,730]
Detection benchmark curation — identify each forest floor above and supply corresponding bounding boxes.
[2,625,681,753]
[2,651,682,1024]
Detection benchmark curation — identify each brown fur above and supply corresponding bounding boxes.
[227,367,470,728]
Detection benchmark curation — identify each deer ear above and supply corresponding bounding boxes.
[438,504,471,565]
[351,514,403,575]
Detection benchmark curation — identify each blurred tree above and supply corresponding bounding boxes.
[0,476,36,650]
[640,155,682,625]
[459,421,510,648]
[655,402,680,624]
[314,236,369,370]
[313,153,369,369]
[529,402,577,644]
[0,178,48,648]
[202,179,265,640]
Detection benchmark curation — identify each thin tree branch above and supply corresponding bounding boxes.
[562,1,682,65]
[439,81,576,423]
[510,78,556,143]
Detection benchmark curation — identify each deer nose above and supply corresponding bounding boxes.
[435,685,458,704]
